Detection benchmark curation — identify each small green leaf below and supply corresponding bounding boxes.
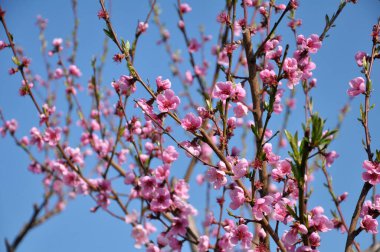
[11,56,20,66]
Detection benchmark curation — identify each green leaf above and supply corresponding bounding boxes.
[103,28,112,39]
[11,56,20,66]
[286,204,298,220]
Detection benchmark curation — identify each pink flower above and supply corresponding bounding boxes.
[206,167,227,189]
[272,160,292,181]
[297,34,321,54]
[197,235,209,252]
[139,176,157,199]
[181,141,201,157]
[309,208,333,232]
[132,224,149,248]
[325,151,339,167]
[233,102,248,118]
[157,89,180,112]
[231,83,246,102]
[232,158,248,180]
[361,215,378,234]
[230,224,253,249]
[273,197,294,224]
[309,232,320,247]
[188,38,201,53]
[43,127,61,146]
[174,179,189,199]
[124,171,136,184]
[52,38,63,51]
[355,51,367,67]
[282,222,308,245]
[28,161,42,174]
[260,69,277,85]
[283,57,298,72]
[185,70,193,85]
[264,39,283,60]
[68,65,82,77]
[0,40,7,50]
[112,75,136,96]
[347,77,366,97]
[213,81,233,100]
[150,187,172,212]
[137,22,148,34]
[30,127,44,150]
[64,147,84,166]
[180,3,192,13]
[162,145,179,164]
[362,160,380,185]
[169,217,188,236]
[252,195,273,220]
[156,76,171,91]
[217,12,230,24]
[154,164,170,181]
[263,143,280,165]
[229,186,245,210]
[181,113,202,132]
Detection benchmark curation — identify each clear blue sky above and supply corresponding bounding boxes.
[0,0,380,251]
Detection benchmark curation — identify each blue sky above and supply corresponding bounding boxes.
[0,0,380,251]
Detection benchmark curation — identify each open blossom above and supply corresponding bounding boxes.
[30,127,44,150]
[229,186,245,210]
[150,187,172,212]
[230,224,253,249]
[157,89,180,112]
[64,147,84,166]
[181,141,201,157]
[361,215,378,234]
[213,81,233,100]
[232,158,248,180]
[206,167,227,189]
[154,164,170,181]
[252,195,273,220]
[272,159,292,181]
[43,127,61,146]
[362,160,380,185]
[283,57,302,88]
[156,76,171,91]
[139,176,157,199]
[181,113,202,132]
[260,69,277,85]
[263,143,280,165]
[174,179,189,199]
[347,77,366,97]
[112,75,136,96]
[231,83,246,102]
[264,39,282,60]
[309,207,334,232]
[233,102,248,118]
[162,145,178,164]
[197,235,209,252]
[282,222,308,245]
[169,217,188,236]
[217,11,230,24]
[273,197,294,224]
[68,64,82,77]
[297,34,322,54]
[132,224,149,248]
